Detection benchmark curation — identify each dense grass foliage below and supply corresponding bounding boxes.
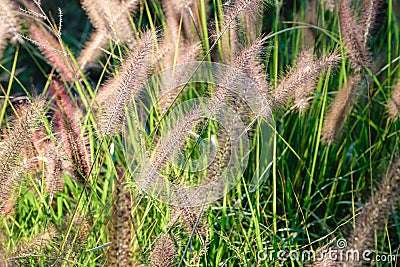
[0,0,399,266]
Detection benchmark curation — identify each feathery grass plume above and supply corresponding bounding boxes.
[15,225,57,255]
[152,37,174,70]
[55,106,90,186]
[182,0,204,42]
[76,31,108,71]
[164,0,198,41]
[44,144,64,204]
[0,0,22,57]
[78,0,139,69]
[158,38,201,70]
[108,168,137,267]
[162,0,180,39]
[167,182,208,228]
[233,37,269,102]
[0,98,45,215]
[297,0,317,50]
[170,0,195,14]
[291,49,316,111]
[170,206,209,241]
[209,68,244,113]
[203,116,232,192]
[339,0,371,70]
[62,214,90,264]
[150,233,177,267]
[183,91,246,202]
[74,214,90,244]
[0,23,10,58]
[222,0,262,35]
[0,239,6,267]
[84,0,138,43]
[219,0,266,63]
[388,81,400,119]
[178,41,201,65]
[274,50,341,108]
[137,107,203,192]
[158,41,201,114]
[158,0,200,67]
[0,163,26,216]
[209,36,271,122]
[238,1,264,43]
[52,80,90,185]
[9,224,57,266]
[96,30,155,136]
[324,0,336,12]
[360,0,385,46]
[45,213,91,267]
[321,75,361,145]
[157,2,180,69]
[80,0,107,30]
[293,49,340,112]
[28,23,78,82]
[30,120,64,201]
[339,159,400,266]
[154,147,212,263]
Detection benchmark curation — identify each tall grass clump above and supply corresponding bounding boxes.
[0,0,398,266]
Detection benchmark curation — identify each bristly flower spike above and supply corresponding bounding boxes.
[96,30,155,136]
[0,98,46,215]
